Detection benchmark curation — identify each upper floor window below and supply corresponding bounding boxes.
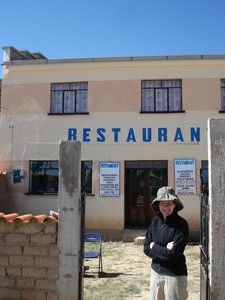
[51,82,88,114]
[141,80,182,113]
[221,79,225,111]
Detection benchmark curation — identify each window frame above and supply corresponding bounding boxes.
[49,82,89,115]
[81,160,93,195]
[140,79,184,113]
[220,79,225,113]
[29,160,59,194]
[28,160,93,195]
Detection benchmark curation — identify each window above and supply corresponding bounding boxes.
[81,161,92,194]
[221,80,225,111]
[29,160,93,194]
[200,160,208,196]
[50,82,88,114]
[29,161,58,194]
[141,80,182,112]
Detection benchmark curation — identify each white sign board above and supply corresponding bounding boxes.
[99,162,120,197]
[174,159,196,194]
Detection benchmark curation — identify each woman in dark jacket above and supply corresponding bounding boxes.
[144,186,189,300]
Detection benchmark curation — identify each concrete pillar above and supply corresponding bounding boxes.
[208,118,225,299]
[57,141,83,300]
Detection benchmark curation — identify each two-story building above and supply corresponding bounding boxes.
[1,46,225,240]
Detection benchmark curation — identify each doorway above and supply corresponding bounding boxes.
[125,161,168,227]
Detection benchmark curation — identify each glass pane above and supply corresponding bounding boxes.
[169,88,181,111]
[156,89,167,111]
[221,79,225,87]
[142,80,161,88]
[142,89,154,111]
[49,161,59,169]
[201,160,208,169]
[30,161,59,193]
[221,88,225,110]
[132,170,145,206]
[31,161,45,173]
[149,186,158,202]
[70,82,88,90]
[125,161,139,169]
[81,161,92,194]
[76,90,88,112]
[150,169,163,186]
[153,161,167,168]
[138,161,153,169]
[31,175,46,193]
[162,80,181,87]
[51,91,63,113]
[46,174,58,193]
[64,91,75,113]
[51,83,69,91]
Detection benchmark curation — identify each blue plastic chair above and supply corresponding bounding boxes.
[83,232,103,275]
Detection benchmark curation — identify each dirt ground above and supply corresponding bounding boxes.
[83,242,200,300]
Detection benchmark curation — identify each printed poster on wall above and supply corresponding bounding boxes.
[99,162,120,197]
[174,159,196,194]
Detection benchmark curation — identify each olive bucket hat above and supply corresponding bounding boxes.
[152,186,184,211]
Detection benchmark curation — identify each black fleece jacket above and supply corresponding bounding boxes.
[144,212,189,276]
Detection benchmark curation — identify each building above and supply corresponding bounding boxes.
[1,46,225,240]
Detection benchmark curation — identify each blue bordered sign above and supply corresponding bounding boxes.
[174,159,196,194]
[99,162,120,197]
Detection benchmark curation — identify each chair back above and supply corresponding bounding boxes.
[84,233,102,243]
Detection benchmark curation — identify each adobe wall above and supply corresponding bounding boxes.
[0,214,59,300]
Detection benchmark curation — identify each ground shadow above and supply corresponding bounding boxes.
[84,271,132,278]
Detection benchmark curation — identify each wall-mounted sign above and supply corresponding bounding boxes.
[68,127,200,144]
[99,162,120,197]
[174,159,196,194]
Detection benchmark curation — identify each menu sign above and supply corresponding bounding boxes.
[99,162,120,197]
[174,159,196,194]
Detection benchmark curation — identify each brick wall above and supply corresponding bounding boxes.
[0,215,59,300]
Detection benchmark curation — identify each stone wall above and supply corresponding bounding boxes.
[0,214,58,300]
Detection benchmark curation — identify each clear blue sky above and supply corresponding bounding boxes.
[1,0,225,77]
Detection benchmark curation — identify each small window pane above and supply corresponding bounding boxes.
[156,89,167,111]
[142,80,161,88]
[52,83,69,91]
[142,89,154,111]
[150,169,163,186]
[70,82,88,90]
[221,79,225,87]
[162,80,181,87]
[169,88,181,111]
[221,88,225,111]
[51,91,63,113]
[81,161,92,194]
[64,91,75,113]
[76,90,88,113]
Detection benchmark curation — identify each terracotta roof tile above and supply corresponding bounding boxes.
[0,212,58,223]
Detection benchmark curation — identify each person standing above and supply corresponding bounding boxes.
[144,186,189,300]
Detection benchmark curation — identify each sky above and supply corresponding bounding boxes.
[1,0,225,77]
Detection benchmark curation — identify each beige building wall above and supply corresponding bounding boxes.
[1,56,225,239]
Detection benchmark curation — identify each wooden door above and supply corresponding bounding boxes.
[125,161,168,227]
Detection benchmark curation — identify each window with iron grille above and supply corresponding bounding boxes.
[221,79,225,111]
[50,82,88,114]
[141,80,182,112]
